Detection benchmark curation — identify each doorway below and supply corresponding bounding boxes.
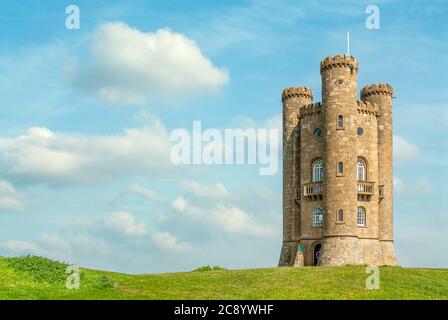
[313,243,322,266]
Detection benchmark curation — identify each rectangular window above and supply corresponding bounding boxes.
[357,160,366,181]
[313,160,324,182]
[357,215,365,226]
[312,208,324,227]
[337,162,344,176]
[337,115,344,129]
[338,209,344,222]
[357,207,366,226]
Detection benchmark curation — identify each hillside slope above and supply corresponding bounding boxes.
[0,256,447,300]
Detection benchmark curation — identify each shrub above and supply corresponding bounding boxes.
[6,255,70,283]
[193,265,226,272]
[92,275,115,289]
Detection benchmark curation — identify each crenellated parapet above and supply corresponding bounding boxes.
[361,83,393,100]
[299,102,322,119]
[356,100,380,117]
[282,86,313,102]
[320,54,358,74]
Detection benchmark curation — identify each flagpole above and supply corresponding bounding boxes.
[347,30,350,55]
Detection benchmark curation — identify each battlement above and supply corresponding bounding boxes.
[361,83,393,100]
[356,100,380,117]
[320,54,358,74]
[299,102,322,119]
[282,86,313,102]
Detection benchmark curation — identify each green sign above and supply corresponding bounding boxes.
[297,245,305,253]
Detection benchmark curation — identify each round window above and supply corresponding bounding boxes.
[313,128,322,137]
[357,127,364,136]
[337,79,344,86]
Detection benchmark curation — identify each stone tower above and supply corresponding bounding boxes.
[279,54,397,267]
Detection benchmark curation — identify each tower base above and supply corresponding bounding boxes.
[360,239,384,265]
[318,236,363,266]
[380,240,398,266]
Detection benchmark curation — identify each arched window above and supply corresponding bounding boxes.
[338,162,344,175]
[312,159,324,182]
[357,159,366,181]
[337,115,344,129]
[357,207,366,226]
[338,209,344,222]
[312,208,324,227]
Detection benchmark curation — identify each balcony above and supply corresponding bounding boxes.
[303,182,323,201]
[358,181,374,201]
[302,181,376,201]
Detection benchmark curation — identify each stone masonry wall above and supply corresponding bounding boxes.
[279,55,397,266]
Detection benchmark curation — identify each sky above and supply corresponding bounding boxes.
[0,0,446,273]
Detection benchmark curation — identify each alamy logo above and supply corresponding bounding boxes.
[365,265,380,290]
[65,5,80,30]
[365,5,380,30]
[170,121,279,175]
[66,265,80,290]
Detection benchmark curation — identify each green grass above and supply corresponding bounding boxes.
[0,256,447,300]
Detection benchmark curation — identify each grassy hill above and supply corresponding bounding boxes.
[0,256,447,300]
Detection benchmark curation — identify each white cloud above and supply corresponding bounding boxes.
[128,183,165,203]
[0,240,40,255]
[0,179,25,212]
[0,121,173,185]
[212,205,274,237]
[172,182,276,238]
[179,180,230,199]
[172,196,187,212]
[0,232,136,271]
[71,235,112,257]
[265,114,282,131]
[219,206,274,237]
[229,114,281,131]
[394,176,431,194]
[68,211,147,238]
[38,233,70,252]
[152,232,192,253]
[0,234,72,261]
[394,135,420,162]
[72,22,229,106]
[0,181,281,272]
[102,211,146,236]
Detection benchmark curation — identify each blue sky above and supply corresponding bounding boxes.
[0,0,446,273]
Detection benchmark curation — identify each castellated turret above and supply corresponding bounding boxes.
[279,54,397,267]
[279,86,313,266]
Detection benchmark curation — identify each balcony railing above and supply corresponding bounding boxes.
[357,181,374,194]
[303,182,323,200]
[357,181,374,200]
[301,181,377,201]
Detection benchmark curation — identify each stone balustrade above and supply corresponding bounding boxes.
[303,182,323,200]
